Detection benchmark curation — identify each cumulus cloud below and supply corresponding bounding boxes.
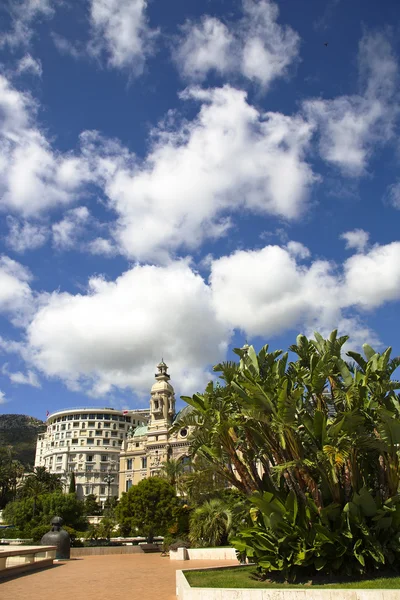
[3,238,398,397]
[82,86,314,261]
[6,217,48,253]
[0,255,33,324]
[1,363,40,387]
[87,237,117,256]
[210,240,400,339]
[343,242,400,309]
[52,206,90,250]
[210,245,340,337]
[88,0,158,73]
[0,74,90,216]
[0,0,54,49]
[173,0,299,90]
[16,54,43,77]
[340,229,369,253]
[27,260,229,397]
[304,32,398,175]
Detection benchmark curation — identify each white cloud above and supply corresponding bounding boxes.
[87,237,117,256]
[386,181,400,209]
[174,0,299,90]
[27,260,229,397]
[0,255,33,324]
[210,240,400,339]
[0,0,54,49]
[6,217,48,253]
[0,74,90,216]
[88,0,158,73]
[340,229,369,253]
[4,238,399,397]
[16,54,43,77]
[343,242,400,309]
[210,245,340,337]
[0,390,7,405]
[174,17,234,81]
[52,206,90,250]
[83,86,314,261]
[304,32,398,175]
[1,363,40,387]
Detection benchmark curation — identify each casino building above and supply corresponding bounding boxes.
[118,361,191,494]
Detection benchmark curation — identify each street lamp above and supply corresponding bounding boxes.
[104,474,114,504]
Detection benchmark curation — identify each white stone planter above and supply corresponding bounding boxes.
[176,567,400,600]
[170,547,239,561]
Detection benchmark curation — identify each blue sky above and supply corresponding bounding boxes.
[0,0,400,419]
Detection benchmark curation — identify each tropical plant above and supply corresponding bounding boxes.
[159,458,185,490]
[189,499,232,547]
[0,447,24,508]
[116,477,178,540]
[17,466,62,517]
[175,331,400,578]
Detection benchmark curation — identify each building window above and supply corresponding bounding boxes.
[103,422,110,427]
[135,443,140,448]
[180,428,188,438]
[61,424,66,431]
[127,459,132,470]
[89,414,95,420]
[88,422,95,428]
[100,486,106,495]
[141,457,147,469]
[97,422,102,429]
[95,431,102,436]
[73,422,79,428]
[87,455,93,462]
[104,414,110,420]
[96,414,104,420]
[72,439,78,445]
[97,440,101,446]
[103,439,109,445]
[87,439,94,444]
[126,479,132,492]
[56,455,62,462]
[85,486,90,495]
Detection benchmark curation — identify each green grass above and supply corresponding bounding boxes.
[184,566,400,589]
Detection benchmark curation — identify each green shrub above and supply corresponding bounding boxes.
[232,489,400,581]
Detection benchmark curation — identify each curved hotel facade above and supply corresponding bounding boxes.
[35,407,149,503]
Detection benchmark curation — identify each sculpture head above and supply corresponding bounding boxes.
[51,516,63,531]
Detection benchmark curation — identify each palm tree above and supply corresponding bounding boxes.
[18,467,63,516]
[189,499,232,547]
[159,459,185,489]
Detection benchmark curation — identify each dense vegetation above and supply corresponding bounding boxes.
[175,331,400,580]
[0,414,45,467]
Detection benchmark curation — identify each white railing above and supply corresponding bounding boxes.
[0,545,56,577]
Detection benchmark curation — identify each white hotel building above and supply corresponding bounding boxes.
[35,407,149,503]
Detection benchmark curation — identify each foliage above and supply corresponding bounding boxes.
[69,472,76,494]
[84,494,103,516]
[116,477,178,539]
[176,331,400,578]
[3,492,87,537]
[0,414,45,468]
[0,447,24,509]
[189,499,232,547]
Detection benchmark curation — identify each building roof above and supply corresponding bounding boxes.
[132,425,148,438]
[173,404,194,423]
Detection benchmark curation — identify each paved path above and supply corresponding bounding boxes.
[1,553,237,599]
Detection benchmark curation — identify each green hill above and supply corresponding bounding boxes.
[0,414,46,468]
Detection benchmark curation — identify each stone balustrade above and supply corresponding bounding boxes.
[0,545,56,579]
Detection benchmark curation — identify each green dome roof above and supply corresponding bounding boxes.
[173,404,194,423]
[133,425,148,437]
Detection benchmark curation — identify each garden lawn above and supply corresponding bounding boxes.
[184,566,400,589]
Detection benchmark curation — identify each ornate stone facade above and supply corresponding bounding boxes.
[119,361,191,493]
